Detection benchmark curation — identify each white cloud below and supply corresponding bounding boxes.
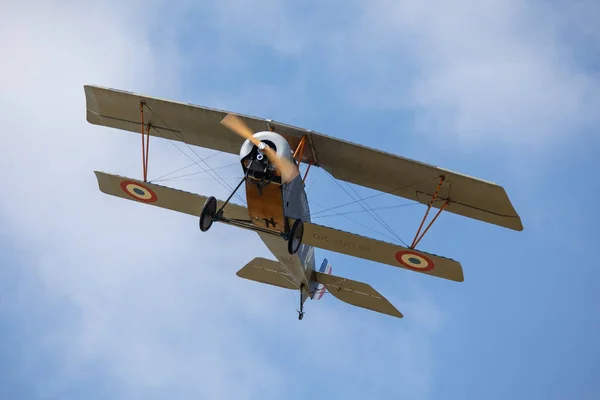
[342,0,599,146]
[0,1,442,399]
[0,0,282,398]
[199,0,599,148]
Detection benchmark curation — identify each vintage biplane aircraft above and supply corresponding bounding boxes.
[84,85,523,320]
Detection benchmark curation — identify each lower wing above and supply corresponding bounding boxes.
[94,171,463,282]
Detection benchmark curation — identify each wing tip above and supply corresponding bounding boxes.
[93,170,109,195]
[514,219,524,231]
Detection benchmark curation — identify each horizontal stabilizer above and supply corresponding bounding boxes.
[94,171,249,220]
[313,271,402,318]
[300,221,464,282]
[236,257,298,290]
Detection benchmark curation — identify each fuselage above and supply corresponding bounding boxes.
[239,130,317,302]
[255,173,315,303]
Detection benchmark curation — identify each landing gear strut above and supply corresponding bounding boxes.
[199,176,246,233]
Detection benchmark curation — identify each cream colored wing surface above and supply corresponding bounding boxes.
[94,171,249,220]
[84,85,302,155]
[300,221,464,282]
[309,134,523,231]
[236,257,299,290]
[85,85,522,231]
[313,271,403,318]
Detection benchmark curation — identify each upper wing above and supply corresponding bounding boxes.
[300,221,464,282]
[84,85,306,155]
[85,85,522,231]
[310,134,523,231]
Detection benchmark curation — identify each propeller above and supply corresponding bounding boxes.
[221,113,299,183]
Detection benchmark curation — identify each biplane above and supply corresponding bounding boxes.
[84,85,523,320]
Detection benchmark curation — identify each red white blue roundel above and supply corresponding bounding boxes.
[394,250,434,271]
[120,180,158,203]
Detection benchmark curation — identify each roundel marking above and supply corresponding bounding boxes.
[394,250,434,271]
[120,180,158,203]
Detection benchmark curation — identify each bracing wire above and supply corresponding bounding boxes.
[150,162,240,183]
[308,198,402,243]
[324,171,408,246]
[144,103,246,205]
[311,202,419,220]
[304,176,440,219]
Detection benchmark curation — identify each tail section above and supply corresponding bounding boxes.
[236,257,299,290]
[314,258,332,300]
[312,270,403,318]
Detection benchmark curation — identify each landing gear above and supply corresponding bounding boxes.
[199,175,247,233]
[288,219,304,255]
[199,196,217,232]
[298,284,305,320]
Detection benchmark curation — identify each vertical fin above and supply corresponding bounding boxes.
[314,258,332,300]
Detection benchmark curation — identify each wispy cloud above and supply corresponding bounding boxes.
[193,0,599,148]
[4,0,596,398]
[0,1,443,399]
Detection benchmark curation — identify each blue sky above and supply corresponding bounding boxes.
[1,0,599,399]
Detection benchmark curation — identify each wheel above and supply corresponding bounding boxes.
[287,219,304,255]
[298,312,304,320]
[199,196,217,232]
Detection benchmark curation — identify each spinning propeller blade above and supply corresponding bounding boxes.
[221,114,299,183]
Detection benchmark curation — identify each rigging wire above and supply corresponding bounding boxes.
[304,176,441,219]
[152,126,246,205]
[149,155,230,183]
[308,198,402,244]
[324,171,408,246]
[144,103,246,205]
[344,181,408,247]
[310,202,419,219]
[155,176,244,183]
[150,162,240,183]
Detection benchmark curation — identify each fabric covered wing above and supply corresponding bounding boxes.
[310,133,523,231]
[85,85,522,231]
[236,257,299,290]
[313,271,403,318]
[94,171,249,220]
[300,221,464,282]
[84,85,307,155]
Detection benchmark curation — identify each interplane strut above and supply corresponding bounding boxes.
[410,176,450,249]
[139,102,151,182]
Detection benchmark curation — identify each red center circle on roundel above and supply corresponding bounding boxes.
[394,250,435,271]
[119,180,158,203]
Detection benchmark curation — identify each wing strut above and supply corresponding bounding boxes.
[139,102,151,182]
[293,135,312,183]
[410,176,449,249]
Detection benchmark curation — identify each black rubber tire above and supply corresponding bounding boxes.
[199,196,217,232]
[287,219,304,255]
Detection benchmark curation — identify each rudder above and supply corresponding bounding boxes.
[314,258,332,300]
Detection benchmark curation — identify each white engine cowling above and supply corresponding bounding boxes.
[239,131,295,183]
[239,131,294,163]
